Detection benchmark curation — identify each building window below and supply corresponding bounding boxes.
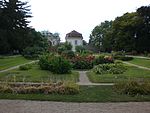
[75,40,78,45]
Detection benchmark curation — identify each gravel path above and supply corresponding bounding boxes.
[0,60,38,73]
[123,61,150,71]
[77,71,113,85]
[126,55,150,59]
[0,100,150,113]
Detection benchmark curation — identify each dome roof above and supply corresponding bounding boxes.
[66,30,83,39]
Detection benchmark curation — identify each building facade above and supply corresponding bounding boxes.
[65,30,83,51]
[41,31,60,46]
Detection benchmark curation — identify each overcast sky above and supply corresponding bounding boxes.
[27,0,150,42]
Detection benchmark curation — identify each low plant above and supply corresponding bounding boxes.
[0,82,79,95]
[19,64,32,70]
[94,55,114,65]
[114,81,150,96]
[71,55,95,69]
[93,63,127,74]
[114,56,133,61]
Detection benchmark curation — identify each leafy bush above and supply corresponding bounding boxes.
[38,54,53,70]
[71,55,95,69]
[114,81,150,95]
[23,46,45,59]
[93,63,127,74]
[75,46,86,53]
[50,56,72,74]
[19,64,32,70]
[94,55,114,65]
[62,50,75,59]
[39,54,72,74]
[0,82,79,95]
[114,56,133,61]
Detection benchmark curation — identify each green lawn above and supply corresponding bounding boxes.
[0,56,32,71]
[0,63,79,83]
[0,86,150,102]
[87,66,150,83]
[128,58,150,68]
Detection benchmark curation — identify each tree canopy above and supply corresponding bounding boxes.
[89,5,150,53]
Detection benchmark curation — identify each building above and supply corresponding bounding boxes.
[41,31,60,46]
[65,30,83,51]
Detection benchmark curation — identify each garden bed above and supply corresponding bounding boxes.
[87,66,150,83]
[0,63,79,83]
[0,86,150,102]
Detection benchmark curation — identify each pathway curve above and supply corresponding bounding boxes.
[0,60,38,73]
[126,55,150,59]
[77,71,114,86]
[0,100,150,113]
[123,61,150,71]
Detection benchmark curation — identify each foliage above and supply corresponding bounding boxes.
[39,54,72,74]
[75,46,86,53]
[94,55,114,65]
[89,5,150,53]
[22,46,46,59]
[71,55,95,69]
[62,50,75,59]
[114,56,133,61]
[89,21,113,52]
[0,0,32,54]
[38,54,53,70]
[114,81,150,96]
[0,82,79,95]
[93,63,127,74]
[57,42,72,54]
[19,64,32,70]
[50,56,72,74]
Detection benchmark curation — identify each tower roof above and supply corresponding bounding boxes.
[66,30,83,39]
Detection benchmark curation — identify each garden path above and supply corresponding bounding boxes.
[0,60,38,73]
[123,62,150,71]
[0,100,150,113]
[126,55,150,59]
[77,71,114,86]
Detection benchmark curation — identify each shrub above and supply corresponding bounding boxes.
[39,54,72,74]
[114,56,133,61]
[114,81,150,96]
[38,54,53,70]
[19,64,32,70]
[50,56,72,74]
[71,55,95,69]
[22,46,45,59]
[75,46,86,53]
[93,63,127,74]
[94,55,114,65]
[62,50,75,59]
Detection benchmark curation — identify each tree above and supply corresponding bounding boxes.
[0,0,32,54]
[89,21,112,51]
[111,12,139,52]
[136,5,150,52]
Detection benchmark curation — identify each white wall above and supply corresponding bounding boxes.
[66,37,83,51]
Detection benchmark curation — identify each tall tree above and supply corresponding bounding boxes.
[0,0,32,54]
[89,21,112,51]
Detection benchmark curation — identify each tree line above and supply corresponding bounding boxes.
[89,5,150,53]
[0,0,47,55]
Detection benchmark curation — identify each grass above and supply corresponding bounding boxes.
[0,63,79,83]
[127,58,150,68]
[0,86,150,102]
[0,56,32,71]
[87,66,150,83]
